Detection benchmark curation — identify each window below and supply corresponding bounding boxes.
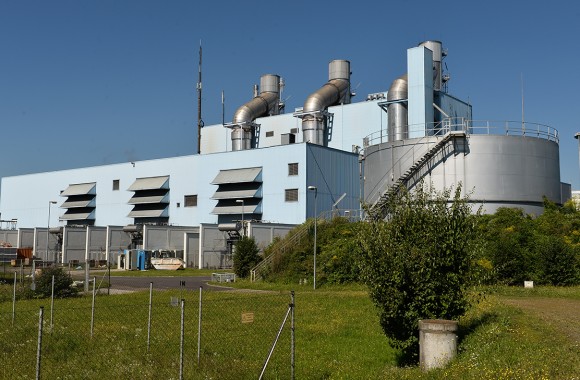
[184,195,198,207]
[112,179,120,191]
[285,189,298,202]
[266,131,274,137]
[288,163,298,176]
[176,202,181,208]
[290,128,298,134]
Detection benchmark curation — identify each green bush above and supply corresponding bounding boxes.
[535,234,579,286]
[233,236,262,278]
[33,266,77,299]
[357,183,477,364]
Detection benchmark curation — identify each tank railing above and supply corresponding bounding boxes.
[467,120,559,143]
[364,119,558,146]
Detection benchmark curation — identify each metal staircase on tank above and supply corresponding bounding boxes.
[367,129,467,221]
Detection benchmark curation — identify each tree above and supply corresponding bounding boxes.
[233,236,262,278]
[358,183,477,364]
[34,267,77,299]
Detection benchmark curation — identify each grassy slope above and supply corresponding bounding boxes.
[0,284,578,379]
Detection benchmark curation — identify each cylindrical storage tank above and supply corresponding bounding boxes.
[419,40,443,91]
[363,132,561,216]
[387,74,408,142]
[329,60,351,104]
[419,319,458,371]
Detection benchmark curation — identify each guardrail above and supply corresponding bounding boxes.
[363,118,558,147]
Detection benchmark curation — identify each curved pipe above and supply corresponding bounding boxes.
[302,78,350,145]
[231,77,280,151]
[387,74,408,142]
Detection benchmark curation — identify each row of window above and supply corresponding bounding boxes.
[109,162,299,207]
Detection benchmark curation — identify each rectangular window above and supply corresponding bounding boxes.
[113,179,120,191]
[266,131,274,137]
[184,195,198,207]
[285,189,298,202]
[288,163,298,176]
[290,128,298,134]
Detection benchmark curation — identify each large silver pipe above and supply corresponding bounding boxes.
[302,60,351,145]
[231,74,281,151]
[387,74,408,142]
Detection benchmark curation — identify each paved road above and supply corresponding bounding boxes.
[108,275,229,291]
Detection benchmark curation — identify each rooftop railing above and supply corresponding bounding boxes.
[363,118,559,147]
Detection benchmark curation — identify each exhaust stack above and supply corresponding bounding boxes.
[231,74,281,151]
[387,74,408,141]
[418,40,444,91]
[301,60,351,145]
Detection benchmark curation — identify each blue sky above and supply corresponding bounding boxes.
[2,1,580,189]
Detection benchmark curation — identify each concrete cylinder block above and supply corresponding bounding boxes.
[419,319,458,371]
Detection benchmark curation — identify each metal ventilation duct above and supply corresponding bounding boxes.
[231,74,281,151]
[419,40,443,91]
[301,60,351,145]
[387,74,408,142]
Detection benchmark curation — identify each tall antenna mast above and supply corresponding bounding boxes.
[521,72,525,132]
[197,40,203,154]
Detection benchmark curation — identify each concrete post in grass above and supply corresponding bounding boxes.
[419,319,458,371]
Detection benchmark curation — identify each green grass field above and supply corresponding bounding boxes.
[0,282,578,379]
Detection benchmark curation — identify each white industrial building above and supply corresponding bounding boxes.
[0,41,570,268]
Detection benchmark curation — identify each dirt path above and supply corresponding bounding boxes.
[502,297,580,343]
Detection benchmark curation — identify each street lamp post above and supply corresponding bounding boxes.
[308,186,317,290]
[47,201,57,264]
[575,133,580,181]
[236,199,245,237]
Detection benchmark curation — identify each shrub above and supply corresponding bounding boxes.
[357,183,477,364]
[33,266,77,299]
[233,236,262,278]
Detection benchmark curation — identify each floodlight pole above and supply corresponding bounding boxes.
[46,201,57,264]
[308,186,317,290]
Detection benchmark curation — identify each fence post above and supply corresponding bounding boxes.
[84,260,90,292]
[12,272,16,326]
[50,275,55,329]
[197,286,203,365]
[179,299,185,380]
[291,290,295,380]
[36,307,44,380]
[147,282,153,352]
[90,277,96,338]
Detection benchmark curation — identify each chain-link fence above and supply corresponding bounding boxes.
[0,282,294,379]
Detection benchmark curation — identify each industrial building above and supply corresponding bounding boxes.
[0,41,570,268]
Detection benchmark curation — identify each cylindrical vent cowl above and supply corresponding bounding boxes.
[260,74,281,116]
[329,60,350,81]
[260,74,280,94]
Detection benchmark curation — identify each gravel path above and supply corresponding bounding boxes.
[502,297,580,343]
